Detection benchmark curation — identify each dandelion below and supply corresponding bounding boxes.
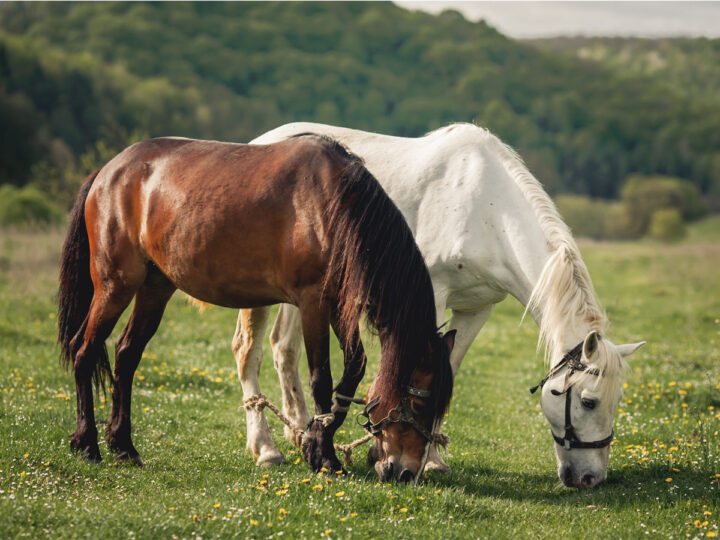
[275,490,287,496]
[301,478,311,484]
[335,491,345,497]
[707,532,717,538]
[238,433,243,439]
[320,467,328,473]
[250,519,258,526]
[325,529,332,536]
[279,508,287,515]
[400,508,408,513]
[350,512,358,518]
[665,478,672,482]
[435,489,442,495]
[312,484,323,491]
[294,458,301,465]
[214,503,221,509]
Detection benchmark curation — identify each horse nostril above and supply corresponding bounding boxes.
[581,474,596,489]
[381,462,394,482]
[398,468,414,484]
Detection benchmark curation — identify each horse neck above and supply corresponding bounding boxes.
[486,154,605,367]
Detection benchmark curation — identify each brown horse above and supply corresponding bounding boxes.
[57,134,454,481]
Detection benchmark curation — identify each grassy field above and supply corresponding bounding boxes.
[1,219,719,539]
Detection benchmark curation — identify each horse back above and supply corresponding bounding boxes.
[84,136,346,308]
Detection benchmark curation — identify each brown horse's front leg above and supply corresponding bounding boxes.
[329,315,366,433]
[298,294,342,472]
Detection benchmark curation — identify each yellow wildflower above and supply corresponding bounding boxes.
[335,491,345,497]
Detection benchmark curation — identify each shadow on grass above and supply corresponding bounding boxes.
[342,457,715,508]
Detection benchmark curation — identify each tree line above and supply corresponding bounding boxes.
[1,2,718,212]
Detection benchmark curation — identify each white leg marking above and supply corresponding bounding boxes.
[270,304,311,445]
[233,307,285,466]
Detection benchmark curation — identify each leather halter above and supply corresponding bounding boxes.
[357,385,434,443]
[530,341,614,451]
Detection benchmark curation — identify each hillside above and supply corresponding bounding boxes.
[528,36,720,99]
[1,2,719,202]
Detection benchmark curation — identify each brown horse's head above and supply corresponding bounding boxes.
[364,330,455,483]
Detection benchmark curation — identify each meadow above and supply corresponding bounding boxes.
[1,219,719,539]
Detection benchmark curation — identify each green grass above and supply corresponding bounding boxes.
[1,220,719,539]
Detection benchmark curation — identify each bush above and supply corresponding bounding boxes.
[620,174,705,236]
[555,194,608,239]
[0,185,64,226]
[649,208,686,242]
[555,194,634,239]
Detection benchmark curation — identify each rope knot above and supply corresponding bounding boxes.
[243,393,269,412]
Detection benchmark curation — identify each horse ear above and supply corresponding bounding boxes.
[616,341,646,358]
[583,330,600,359]
[443,329,457,353]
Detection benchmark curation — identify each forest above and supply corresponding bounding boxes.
[1,2,719,212]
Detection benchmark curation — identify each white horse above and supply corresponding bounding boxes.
[233,122,645,488]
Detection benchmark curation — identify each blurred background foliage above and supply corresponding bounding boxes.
[0,2,717,238]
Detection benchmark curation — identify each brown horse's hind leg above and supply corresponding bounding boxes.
[69,285,136,462]
[107,268,176,465]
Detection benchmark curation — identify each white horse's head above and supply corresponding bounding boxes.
[537,331,644,488]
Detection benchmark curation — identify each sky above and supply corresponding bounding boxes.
[395,1,720,39]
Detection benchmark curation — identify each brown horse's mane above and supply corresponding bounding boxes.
[293,133,453,421]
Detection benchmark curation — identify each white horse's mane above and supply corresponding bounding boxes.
[429,123,623,399]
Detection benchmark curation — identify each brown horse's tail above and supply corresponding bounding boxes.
[57,171,111,390]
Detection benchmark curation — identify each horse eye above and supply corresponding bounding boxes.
[581,398,596,410]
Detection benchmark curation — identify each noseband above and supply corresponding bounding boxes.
[357,385,434,443]
[530,341,614,451]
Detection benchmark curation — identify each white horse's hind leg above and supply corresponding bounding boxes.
[233,307,285,466]
[270,304,311,446]
[424,305,495,473]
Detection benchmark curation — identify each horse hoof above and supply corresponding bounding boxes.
[257,451,286,467]
[71,435,102,463]
[114,451,144,467]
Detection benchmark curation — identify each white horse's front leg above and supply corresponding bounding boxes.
[233,307,286,466]
[424,305,495,474]
[270,304,311,446]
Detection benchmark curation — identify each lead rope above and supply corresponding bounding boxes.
[243,393,450,466]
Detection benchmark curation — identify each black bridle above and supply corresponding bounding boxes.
[357,385,434,443]
[530,341,614,451]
